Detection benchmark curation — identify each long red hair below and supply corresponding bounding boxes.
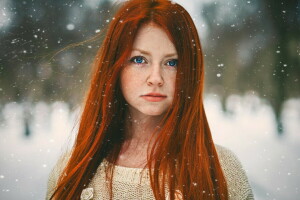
[50,0,228,199]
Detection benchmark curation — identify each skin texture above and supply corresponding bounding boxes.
[118,22,178,167]
[121,23,178,118]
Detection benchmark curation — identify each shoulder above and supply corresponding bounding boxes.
[215,144,242,167]
[46,150,72,200]
[214,144,255,200]
[49,150,72,179]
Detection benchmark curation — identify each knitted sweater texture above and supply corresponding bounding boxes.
[46,144,254,200]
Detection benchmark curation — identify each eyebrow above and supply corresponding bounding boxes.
[132,48,178,58]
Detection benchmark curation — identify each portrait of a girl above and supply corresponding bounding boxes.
[46,0,254,199]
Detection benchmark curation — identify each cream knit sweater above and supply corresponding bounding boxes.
[46,144,254,200]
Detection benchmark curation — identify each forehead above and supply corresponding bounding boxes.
[132,23,177,55]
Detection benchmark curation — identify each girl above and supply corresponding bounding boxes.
[46,0,254,199]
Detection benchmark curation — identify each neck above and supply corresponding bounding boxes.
[123,111,164,145]
[114,111,164,167]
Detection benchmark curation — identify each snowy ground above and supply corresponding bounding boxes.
[0,94,299,199]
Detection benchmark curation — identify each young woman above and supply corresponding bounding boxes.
[46,0,254,199]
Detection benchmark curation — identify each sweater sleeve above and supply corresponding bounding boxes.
[45,152,71,200]
[215,144,254,200]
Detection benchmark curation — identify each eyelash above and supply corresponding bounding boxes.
[129,56,178,67]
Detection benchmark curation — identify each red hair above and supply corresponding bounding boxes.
[50,0,228,199]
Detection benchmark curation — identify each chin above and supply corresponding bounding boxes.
[127,103,170,117]
[140,107,168,116]
[144,112,164,116]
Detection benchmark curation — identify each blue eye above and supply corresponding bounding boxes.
[130,56,146,64]
[167,59,178,67]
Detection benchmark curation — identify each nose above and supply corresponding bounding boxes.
[146,64,164,87]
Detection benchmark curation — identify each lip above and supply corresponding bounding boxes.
[141,96,167,102]
[141,93,167,102]
[142,93,167,97]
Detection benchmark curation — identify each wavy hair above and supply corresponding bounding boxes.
[50,0,228,199]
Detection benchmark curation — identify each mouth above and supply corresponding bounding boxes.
[144,95,166,97]
[141,95,167,102]
[142,93,167,97]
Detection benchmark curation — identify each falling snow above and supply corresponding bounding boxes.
[66,23,75,30]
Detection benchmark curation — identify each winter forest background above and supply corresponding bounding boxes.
[0,0,299,199]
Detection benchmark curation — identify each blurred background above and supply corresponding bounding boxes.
[0,0,299,199]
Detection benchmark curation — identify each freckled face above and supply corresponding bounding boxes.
[120,23,178,117]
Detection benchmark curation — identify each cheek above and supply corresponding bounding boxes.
[120,73,129,95]
[120,69,140,96]
[168,74,176,93]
